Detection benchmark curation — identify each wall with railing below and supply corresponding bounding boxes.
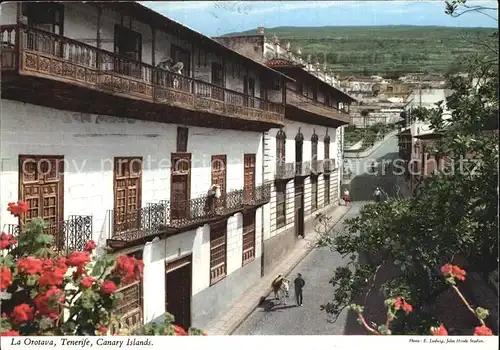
[0,100,266,246]
[1,3,281,105]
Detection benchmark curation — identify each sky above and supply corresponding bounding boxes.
[140,1,498,36]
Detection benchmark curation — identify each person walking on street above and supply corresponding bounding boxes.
[374,187,382,202]
[294,273,305,306]
[343,188,351,206]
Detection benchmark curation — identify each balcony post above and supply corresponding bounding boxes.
[96,4,102,69]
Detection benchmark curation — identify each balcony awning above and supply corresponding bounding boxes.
[414,132,443,140]
[265,63,357,103]
[119,3,294,83]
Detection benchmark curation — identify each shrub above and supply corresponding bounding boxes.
[0,200,205,336]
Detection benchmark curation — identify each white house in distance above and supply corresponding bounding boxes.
[215,30,355,273]
[0,2,291,330]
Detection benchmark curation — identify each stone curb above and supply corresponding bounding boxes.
[218,206,351,335]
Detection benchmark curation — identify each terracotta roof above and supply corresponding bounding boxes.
[265,58,303,68]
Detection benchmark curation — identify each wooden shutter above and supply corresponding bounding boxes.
[19,156,64,242]
[210,221,227,285]
[113,157,142,234]
[243,154,256,202]
[242,212,256,265]
[170,153,191,220]
[211,155,227,199]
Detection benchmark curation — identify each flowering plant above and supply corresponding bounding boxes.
[349,264,494,336]
[0,200,204,336]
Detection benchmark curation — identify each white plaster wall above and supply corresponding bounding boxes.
[263,120,340,241]
[141,204,263,323]
[0,100,263,245]
[0,2,16,24]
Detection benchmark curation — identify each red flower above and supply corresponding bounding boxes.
[441,264,466,281]
[67,251,91,269]
[114,255,143,284]
[38,259,67,287]
[10,304,34,324]
[451,265,466,281]
[97,325,108,335]
[0,232,17,250]
[34,286,65,320]
[81,276,97,288]
[17,257,43,275]
[172,324,188,336]
[393,297,413,313]
[473,326,493,336]
[7,201,29,217]
[0,330,20,336]
[84,240,96,252]
[72,267,87,280]
[431,324,448,336]
[100,281,117,294]
[0,266,13,291]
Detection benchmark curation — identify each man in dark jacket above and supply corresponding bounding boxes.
[294,273,305,306]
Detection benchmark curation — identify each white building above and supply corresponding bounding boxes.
[214,32,355,273]
[0,2,291,330]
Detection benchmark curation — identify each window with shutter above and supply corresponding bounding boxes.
[311,175,318,212]
[210,221,227,285]
[243,154,256,203]
[170,153,191,220]
[276,182,286,229]
[242,212,256,265]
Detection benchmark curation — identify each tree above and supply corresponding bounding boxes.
[316,0,498,335]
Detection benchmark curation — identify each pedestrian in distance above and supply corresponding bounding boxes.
[374,187,382,202]
[343,188,351,206]
[294,273,305,306]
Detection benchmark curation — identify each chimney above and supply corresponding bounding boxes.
[257,27,265,35]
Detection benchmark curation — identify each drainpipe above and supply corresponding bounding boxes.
[260,131,266,277]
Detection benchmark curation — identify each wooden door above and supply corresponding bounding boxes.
[165,255,192,330]
[211,155,226,205]
[170,153,191,220]
[19,155,64,247]
[243,154,256,203]
[294,178,305,237]
[113,157,142,235]
[242,212,256,265]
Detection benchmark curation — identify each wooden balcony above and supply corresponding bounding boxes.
[2,215,93,254]
[286,89,350,127]
[106,183,271,249]
[1,24,285,131]
[295,161,312,177]
[275,161,296,180]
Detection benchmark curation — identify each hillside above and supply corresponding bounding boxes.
[223,26,497,77]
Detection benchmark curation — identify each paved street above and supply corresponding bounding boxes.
[233,137,401,335]
[233,203,365,335]
[344,136,404,201]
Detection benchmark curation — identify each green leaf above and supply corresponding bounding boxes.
[35,233,55,245]
[26,274,39,286]
[39,316,54,330]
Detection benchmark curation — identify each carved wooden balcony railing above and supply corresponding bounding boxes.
[1,24,285,126]
[107,184,271,244]
[295,161,311,177]
[310,159,323,175]
[286,89,350,123]
[322,158,337,174]
[275,161,296,179]
[2,215,93,254]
